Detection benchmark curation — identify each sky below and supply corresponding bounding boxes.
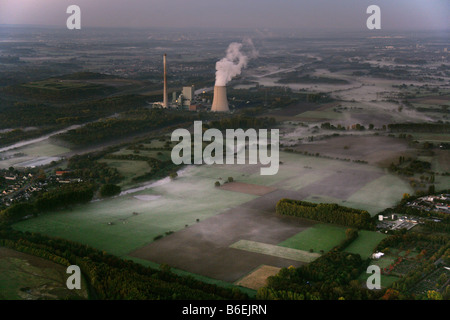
[0,0,448,31]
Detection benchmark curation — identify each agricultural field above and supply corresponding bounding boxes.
[235,265,281,290]
[289,135,415,166]
[263,102,340,122]
[278,223,347,254]
[0,247,88,300]
[344,231,388,259]
[230,240,321,263]
[11,147,415,283]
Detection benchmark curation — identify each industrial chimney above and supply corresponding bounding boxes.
[211,86,229,112]
[163,53,168,108]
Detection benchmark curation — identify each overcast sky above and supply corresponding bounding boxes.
[0,0,448,31]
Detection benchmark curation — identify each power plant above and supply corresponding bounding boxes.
[155,53,230,113]
[211,86,229,112]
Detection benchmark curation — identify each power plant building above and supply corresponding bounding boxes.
[182,86,195,102]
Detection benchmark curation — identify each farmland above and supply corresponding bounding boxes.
[11,147,414,283]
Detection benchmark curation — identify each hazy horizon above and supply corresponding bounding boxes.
[0,0,448,32]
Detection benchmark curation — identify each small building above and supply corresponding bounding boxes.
[189,104,206,112]
[55,171,71,177]
[372,252,385,259]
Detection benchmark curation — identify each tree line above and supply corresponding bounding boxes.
[388,123,450,133]
[276,199,375,230]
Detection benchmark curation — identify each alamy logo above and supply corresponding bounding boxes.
[171,121,279,175]
[67,5,81,30]
[366,265,381,289]
[366,5,381,30]
[66,265,81,290]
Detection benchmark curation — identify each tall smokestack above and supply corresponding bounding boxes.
[163,53,168,108]
[211,86,229,112]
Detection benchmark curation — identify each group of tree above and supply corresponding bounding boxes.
[67,155,123,185]
[389,159,432,177]
[56,108,195,147]
[320,122,346,131]
[276,199,375,230]
[99,184,122,198]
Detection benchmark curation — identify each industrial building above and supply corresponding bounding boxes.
[153,54,229,112]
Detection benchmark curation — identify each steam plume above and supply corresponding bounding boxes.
[215,38,257,86]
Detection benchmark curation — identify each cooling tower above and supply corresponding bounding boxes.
[211,86,229,112]
[163,53,168,108]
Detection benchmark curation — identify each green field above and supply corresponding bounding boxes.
[344,230,387,258]
[278,223,347,253]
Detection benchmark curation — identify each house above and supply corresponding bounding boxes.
[55,170,71,176]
